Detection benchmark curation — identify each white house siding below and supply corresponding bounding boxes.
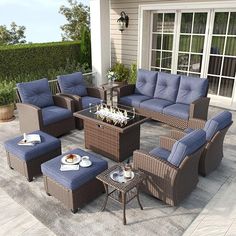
[110,0,234,67]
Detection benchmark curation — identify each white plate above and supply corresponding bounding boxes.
[110,170,134,183]
[61,154,81,165]
[80,160,92,167]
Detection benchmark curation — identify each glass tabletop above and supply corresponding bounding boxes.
[74,104,148,128]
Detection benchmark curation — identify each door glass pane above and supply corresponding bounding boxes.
[208,76,219,94]
[191,36,204,53]
[163,34,173,50]
[213,12,228,34]
[151,51,161,68]
[222,57,236,77]
[208,56,222,75]
[178,54,189,71]
[181,13,193,33]
[163,13,175,33]
[161,69,171,73]
[211,36,225,54]
[189,73,200,77]
[151,67,160,71]
[225,37,236,56]
[228,12,236,35]
[190,54,202,72]
[162,52,172,68]
[152,34,161,49]
[193,13,207,34]
[179,35,191,52]
[153,13,163,32]
[177,71,188,75]
[219,78,234,97]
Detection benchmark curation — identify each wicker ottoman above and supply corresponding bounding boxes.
[4,130,61,182]
[41,148,108,213]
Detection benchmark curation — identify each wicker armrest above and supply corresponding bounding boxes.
[189,97,210,120]
[53,95,75,112]
[169,130,186,140]
[188,118,206,129]
[117,84,135,99]
[87,87,107,101]
[16,103,43,131]
[133,150,178,178]
[159,136,176,151]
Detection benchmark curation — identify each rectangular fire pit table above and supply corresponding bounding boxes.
[74,105,149,162]
[96,164,146,225]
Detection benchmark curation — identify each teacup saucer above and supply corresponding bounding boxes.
[80,160,92,167]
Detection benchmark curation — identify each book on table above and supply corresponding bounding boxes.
[17,134,41,146]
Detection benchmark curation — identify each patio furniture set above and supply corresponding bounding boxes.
[4,69,233,224]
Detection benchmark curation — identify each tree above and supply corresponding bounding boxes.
[59,0,90,41]
[80,25,91,67]
[0,22,26,45]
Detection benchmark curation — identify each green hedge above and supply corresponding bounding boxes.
[0,41,82,79]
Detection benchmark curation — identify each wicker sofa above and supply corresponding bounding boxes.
[168,111,233,176]
[133,129,206,206]
[117,69,210,129]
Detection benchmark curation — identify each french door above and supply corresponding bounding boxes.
[150,9,236,99]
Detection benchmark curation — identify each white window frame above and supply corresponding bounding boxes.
[138,1,236,107]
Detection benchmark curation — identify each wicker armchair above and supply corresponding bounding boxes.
[57,72,107,129]
[133,130,206,206]
[169,111,233,176]
[16,78,75,137]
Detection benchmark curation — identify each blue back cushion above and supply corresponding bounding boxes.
[17,78,54,108]
[167,129,206,167]
[57,72,87,96]
[176,76,208,104]
[154,72,180,102]
[204,111,232,141]
[135,69,158,97]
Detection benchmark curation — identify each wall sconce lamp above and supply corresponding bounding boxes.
[117,11,129,32]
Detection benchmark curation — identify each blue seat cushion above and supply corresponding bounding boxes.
[184,128,194,133]
[17,78,54,108]
[4,131,61,162]
[81,96,101,109]
[119,94,151,108]
[135,69,158,97]
[42,106,72,126]
[149,147,170,161]
[154,72,180,102]
[41,149,108,190]
[163,103,190,120]
[140,98,173,113]
[176,76,208,105]
[57,72,88,96]
[167,129,206,167]
[204,111,232,141]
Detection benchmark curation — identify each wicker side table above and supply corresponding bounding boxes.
[96,164,146,225]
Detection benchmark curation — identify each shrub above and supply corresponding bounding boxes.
[109,62,130,82]
[129,63,137,84]
[0,81,15,106]
[0,41,88,81]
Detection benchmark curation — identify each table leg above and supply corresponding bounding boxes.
[110,89,113,106]
[136,187,143,210]
[122,192,127,225]
[101,183,108,211]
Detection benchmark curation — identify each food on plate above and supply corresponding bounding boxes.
[65,154,77,163]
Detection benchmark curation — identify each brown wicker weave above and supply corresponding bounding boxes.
[117,84,210,130]
[74,109,149,162]
[43,175,104,213]
[168,119,233,176]
[96,164,146,225]
[58,85,107,130]
[16,94,75,137]
[133,136,205,206]
[6,147,61,182]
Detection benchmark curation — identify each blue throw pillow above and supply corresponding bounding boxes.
[17,78,54,108]
[57,72,87,96]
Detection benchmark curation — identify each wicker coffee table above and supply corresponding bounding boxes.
[74,105,149,162]
[96,164,146,225]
